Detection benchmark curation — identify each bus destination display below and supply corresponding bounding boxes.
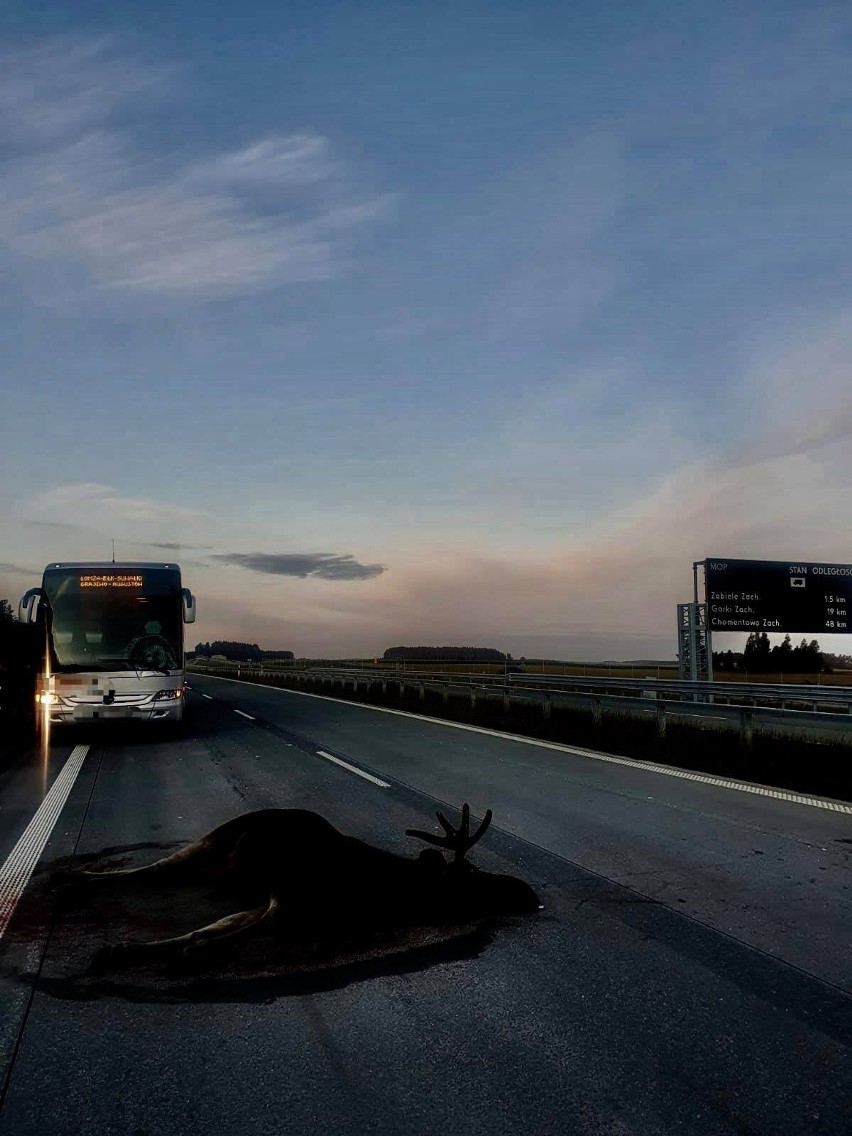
[79,574,144,589]
[705,559,852,633]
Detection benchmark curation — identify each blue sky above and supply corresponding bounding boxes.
[2,2,852,658]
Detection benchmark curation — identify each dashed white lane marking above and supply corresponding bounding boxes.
[233,709,255,720]
[316,750,390,789]
[200,693,213,700]
[193,675,852,815]
[0,745,90,939]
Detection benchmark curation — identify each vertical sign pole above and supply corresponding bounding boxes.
[677,604,692,680]
[690,561,702,699]
[702,561,714,684]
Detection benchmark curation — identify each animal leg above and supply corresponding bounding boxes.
[64,813,266,885]
[94,898,280,971]
[181,896,282,960]
[70,836,216,886]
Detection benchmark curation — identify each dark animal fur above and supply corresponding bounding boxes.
[60,805,540,969]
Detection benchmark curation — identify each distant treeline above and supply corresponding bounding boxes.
[192,641,294,662]
[383,646,510,662]
[713,633,830,674]
[0,599,40,673]
[0,599,40,733]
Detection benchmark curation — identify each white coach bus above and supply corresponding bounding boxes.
[19,562,196,725]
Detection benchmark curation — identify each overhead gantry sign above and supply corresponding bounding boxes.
[704,559,852,634]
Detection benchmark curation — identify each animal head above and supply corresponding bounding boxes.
[407,804,541,916]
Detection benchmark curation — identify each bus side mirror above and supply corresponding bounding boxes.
[181,589,196,624]
[18,589,41,623]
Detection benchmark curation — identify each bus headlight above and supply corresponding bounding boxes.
[153,688,184,701]
[36,691,62,705]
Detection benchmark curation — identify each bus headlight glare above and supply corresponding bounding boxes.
[37,692,60,705]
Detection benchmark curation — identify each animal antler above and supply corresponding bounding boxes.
[406,803,493,865]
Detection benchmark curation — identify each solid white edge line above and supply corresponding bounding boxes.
[0,744,90,939]
[315,750,390,788]
[233,709,255,720]
[192,674,852,815]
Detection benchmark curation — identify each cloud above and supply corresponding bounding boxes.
[0,38,169,144]
[0,38,388,300]
[24,519,80,531]
[30,483,212,526]
[234,310,852,656]
[125,539,209,552]
[212,551,386,581]
[477,133,625,339]
[720,311,852,470]
[0,562,38,575]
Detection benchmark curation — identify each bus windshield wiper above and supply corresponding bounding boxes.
[98,659,171,676]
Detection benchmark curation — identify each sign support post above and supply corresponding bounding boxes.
[678,601,709,692]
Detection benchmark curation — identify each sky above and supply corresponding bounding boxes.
[2,1,852,660]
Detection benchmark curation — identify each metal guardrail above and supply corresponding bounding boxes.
[187,660,852,746]
[189,668,848,753]
[506,673,852,710]
[188,660,852,713]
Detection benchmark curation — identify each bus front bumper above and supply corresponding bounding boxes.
[54,703,183,724]
[38,691,185,724]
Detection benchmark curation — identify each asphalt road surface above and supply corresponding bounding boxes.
[0,675,850,1136]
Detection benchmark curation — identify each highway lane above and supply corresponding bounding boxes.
[194,675,852,989]
[0,685,848,1135]
[0,741,84,869]
[203,667,852,739]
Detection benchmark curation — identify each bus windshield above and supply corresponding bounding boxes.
[43,567,182,673]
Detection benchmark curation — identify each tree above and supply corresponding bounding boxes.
[0,599,40,728]
[383,646,509,662]
[805,639,824,674]
[770,634,794,672]
[743,631,772,673]
[193,641,293,662]
[712,649,739,672]
[788,638,823,674]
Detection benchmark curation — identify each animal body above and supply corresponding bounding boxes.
[68,804,540,967]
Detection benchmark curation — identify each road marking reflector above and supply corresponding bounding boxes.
[316,750,390,788]
[234,709,255,720]
[0,745,90,939]
[193,675,852,814]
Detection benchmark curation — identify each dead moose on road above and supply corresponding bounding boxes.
[27,803,542,999]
